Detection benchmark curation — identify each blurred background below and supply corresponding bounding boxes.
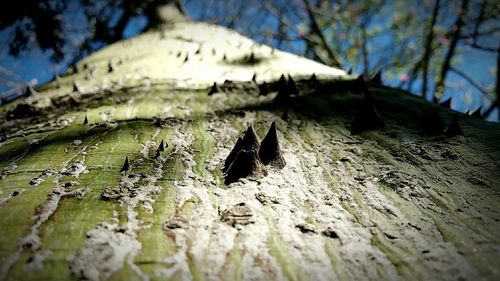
[0,0,499,121]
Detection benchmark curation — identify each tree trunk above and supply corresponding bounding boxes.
[0,18,500,281]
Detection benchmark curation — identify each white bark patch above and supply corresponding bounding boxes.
[67,221,143,281]
[68,127,168,280]
[0,144,91,279]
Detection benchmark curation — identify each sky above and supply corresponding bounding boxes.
[0,1,498,121]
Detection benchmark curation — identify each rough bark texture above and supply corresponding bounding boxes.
[0,20,500,281]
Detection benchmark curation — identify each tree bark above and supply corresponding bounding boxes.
[0,17,499,281]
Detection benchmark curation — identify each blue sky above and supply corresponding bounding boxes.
[0,1,498,121]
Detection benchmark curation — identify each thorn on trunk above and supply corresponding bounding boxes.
[27,86,37,96]
[159,140,166,151]
[259,122,286,169]
[287,75,299,96]
[446,115,464,137]
[184,55,189,63]
[439,97,452,109]
[252,73,257,82]
[83,115,88,125]
[423,108,444,135]
[224,149,267,185]
[273,90,288,105]
[241,125,260,152]
[310,73,319,84]
[347,68,353,75]
[208,82,220,96]
[371,70,382,84]
[259,82,271,96]
[120,157,130,172]
[471,106,482,118]
[73,81,80,92]
[350,91,385,135]
[176,51,182,58]
[277,74,287,90]
[108,61,115,73]
[353,75,368,92]
[223,137,243,173]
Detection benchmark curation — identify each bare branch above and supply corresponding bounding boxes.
[301,0,341,68]
[449,66,491,97]
[434,0,470,102]
[421,0,441,98]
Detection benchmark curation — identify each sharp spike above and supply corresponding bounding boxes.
[350,91,385,135]
[371,70,382,84]
[259,122,286,169]
[224,149,267,185]
[108,61,115,73]
[208,82,220,96]
[223,137,243,173]
[252,73,257,82]
[471,106,482,118]
[446,115,464,137]
[422,108,444,135]
[120,157,130,172]
[354,75,368,92]
[273,87,289,106]
[83,115,88,125]
[277,74,287,89]
[27,86,36,97]
[310,73,319,84]
[258,82,271,96]
[159,140,165,151]
[287,75,299,96]
[241,125,260,152]
[439,97,452,109]
[73,81,80,92]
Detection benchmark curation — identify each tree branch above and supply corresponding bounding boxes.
[467,43,497,52]
[421,0,441,98]
[449,66,491,97]
[301,0,342,68]
[475,46,500,120]
[434,0,469,102]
